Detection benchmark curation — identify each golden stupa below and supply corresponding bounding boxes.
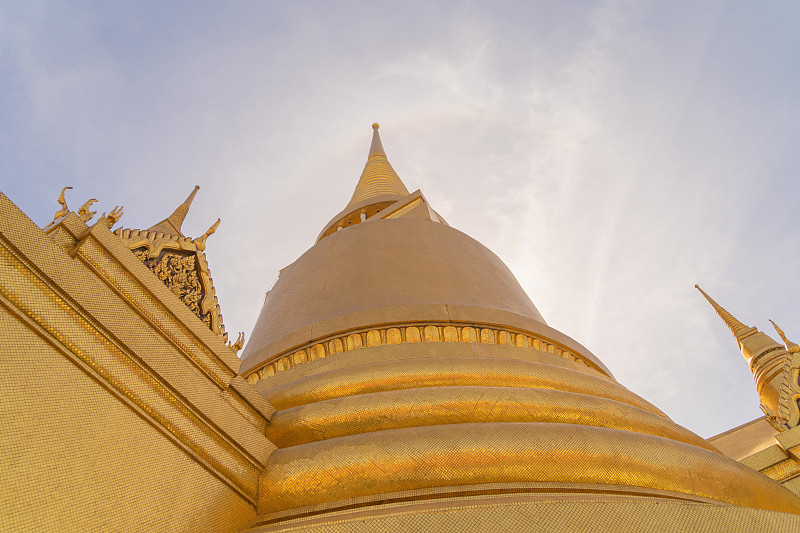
[2,125,800,532]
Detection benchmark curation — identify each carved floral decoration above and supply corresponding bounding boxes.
[115,227,231,346]
[133,248,211,327]
[41,185,243,354]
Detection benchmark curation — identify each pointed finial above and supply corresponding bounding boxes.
[340,124,409,211]
[695,285,753,339]
[193,218,220,251]
[148,185,200,237]
[77,198,98,223]
[368,123,387,157]
[54,186,73,220]
[697,285,795,426]
[227,332,245,355]
[770,319,800,354]
[100,206,124,229]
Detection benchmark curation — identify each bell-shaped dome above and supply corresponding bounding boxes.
[241,124,559,373]
[240,216,549,372]
[239,125,800,527]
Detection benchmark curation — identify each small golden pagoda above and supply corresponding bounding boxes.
[2,124,800,531]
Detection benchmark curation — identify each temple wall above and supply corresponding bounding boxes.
[0,313,255,532]
[0,194,275,532]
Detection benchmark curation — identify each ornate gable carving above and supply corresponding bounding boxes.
[116,227,228,341]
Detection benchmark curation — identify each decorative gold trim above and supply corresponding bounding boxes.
[0,235,260,503]
[245,323,598,385]
[37,185,243,353]
[761,458,800,484]
[252,482,719,528]
[114,227,226,338]
[76,233,235,388]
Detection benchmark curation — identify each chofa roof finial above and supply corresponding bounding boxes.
[147,185,200,237]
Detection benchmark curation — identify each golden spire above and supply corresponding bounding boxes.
[696,285,790,425]
[148,185,199,237]
[770,319,800,354]
[344,124,409,210]
[694,284,755,340]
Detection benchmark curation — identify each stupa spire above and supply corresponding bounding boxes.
[695,284,754,339]
[344,124,409,210]
[368,122,386,156]
[696,284,792,425]
[148,185,199,237]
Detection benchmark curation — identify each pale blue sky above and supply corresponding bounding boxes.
[2,1,800,437]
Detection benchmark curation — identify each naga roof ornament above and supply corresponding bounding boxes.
[40,184,243,355]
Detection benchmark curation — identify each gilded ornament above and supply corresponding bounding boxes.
[77,198,98,223]
[228,331,245,355]
[697,285,800,430]
[112,187,228,337]
[100,205,124,229]
[193,218,221,251]
[135,248,210,326]
[43,185,73,230]
[54,186,72,219]
[771,319,800,354]
[386,327,402,344]
[245,321,599,385]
